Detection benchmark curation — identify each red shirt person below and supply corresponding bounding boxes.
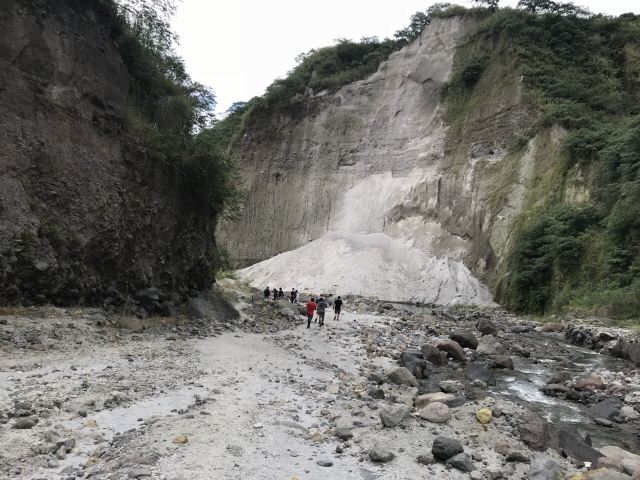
[306,298,317,329]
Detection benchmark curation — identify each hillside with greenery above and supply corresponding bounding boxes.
[438,3,639,318]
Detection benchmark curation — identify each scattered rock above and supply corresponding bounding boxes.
[417,401,451,423]
[416,453,434,465]
[506,450,530,463]
[487,355,514,369]
[387,367,418,387]
[415,392,455,408]
[316,459,333,467]
[12,417,36,429]
[399,349,429,379]
[446,452,474,472]
[528,455,563,480]
[379,405,409,428]
[467,363,495,385]
[475,408,492,424]
[574,373,605,391]
[369,447,394,463]
[477,335,506,355]
[439,380,464,394]
[541,323,564,333]
[450,331,478,350]
[476,318,498,336]
[334,426,354,440]
[432,436,463,461]
[421,344,448,367]
[173,435,188,444]
[437,340,467,363]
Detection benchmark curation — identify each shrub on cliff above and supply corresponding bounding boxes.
[89,0,241,217]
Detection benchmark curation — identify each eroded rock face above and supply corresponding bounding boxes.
[0,1,219,310]
[220,15,548,304]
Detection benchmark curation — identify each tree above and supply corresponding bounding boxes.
[472,0,500,12]
[517,0,590,16]
[394,11,430,43]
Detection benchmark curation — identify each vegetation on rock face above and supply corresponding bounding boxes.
[88,0,241,218]
[444,5,640,317]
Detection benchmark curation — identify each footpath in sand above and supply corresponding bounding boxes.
[1,290,640,479]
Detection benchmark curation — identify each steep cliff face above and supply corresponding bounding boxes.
[0,1,218,310]
[219,16,550,303]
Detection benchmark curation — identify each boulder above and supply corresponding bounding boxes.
[467,363,495,385]
[399,349,429,379]
[476,318,498,336]
[415,392,455,409]
[417,402,451,423]
[12,417,36,429]
[439,380,464,394]
[587,398,624,422]
[446,452,474,472]
[543,384,571,395]
[421,344,448,367]
[369,447,394,463]
[437,340,467,362]
[450,331,478,350]
[487,355,514,369]
[574,373,605,391]
[541,323,564,332]
[518,410,552,451]
[387,367,418,387]
[379,405,409,428]
[477,335,506,355]
[432,436,464,461]
[334,427,353,440]
[528,455,562,480]
[475,408,492,424]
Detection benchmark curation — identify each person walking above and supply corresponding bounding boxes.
[306,298,317,329]
[290,289,296,303]
[333,296,343,321]
[294,289,299,303]
[263,286,270,299]
[316,297,328,327]
[272,288,278,300]
[278,287,284,299]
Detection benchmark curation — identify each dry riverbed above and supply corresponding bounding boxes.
[1,291,639,480]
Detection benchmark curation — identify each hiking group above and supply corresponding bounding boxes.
[261,285,343,329]
[305,295,342,328]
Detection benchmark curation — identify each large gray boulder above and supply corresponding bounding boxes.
[379,405,409,428]
[477,335,506,355]
[432,436,463,461]
[387,367,418,387]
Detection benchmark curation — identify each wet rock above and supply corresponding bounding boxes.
[543,383,571,396]
[476,318,498,336]
[528,455,562,480]
[399,349,429,379]
[477,335,505,355]
[487,355,514,369]
[421,344,448,367]
[587,398,624,422]
[518,410,551,451]
[387,367,418,387]
[446,452,474,472]
[467,363,495,385]
[379,405,409,428]
[437,340,467,362]
[369,447,394,463]
[418,402,450,423]
[12,417,36,429]
[432,436,463,461]
[574,373,605,391]
[450,331,478,350]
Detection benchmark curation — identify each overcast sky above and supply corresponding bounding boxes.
[171,0,639,115]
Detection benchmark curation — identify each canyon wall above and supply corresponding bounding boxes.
[219,16,583,304]
[0,1,219,312]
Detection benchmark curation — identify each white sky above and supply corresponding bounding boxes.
[171,0,639,115]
